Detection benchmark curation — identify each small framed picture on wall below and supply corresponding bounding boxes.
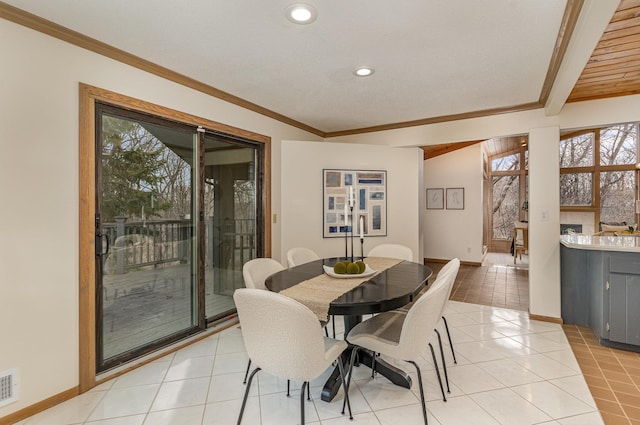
[446,188,464,210]
[426,188,444,209]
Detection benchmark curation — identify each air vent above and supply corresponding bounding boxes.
[0,369,18,407]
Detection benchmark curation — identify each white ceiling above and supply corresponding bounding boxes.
[6,0,572,133]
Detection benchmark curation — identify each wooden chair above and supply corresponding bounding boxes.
[514,226,528,263]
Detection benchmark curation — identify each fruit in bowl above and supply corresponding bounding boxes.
[333,260,365,275]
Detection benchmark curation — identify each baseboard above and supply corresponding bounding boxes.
[0,387,79,425]
[424,258,481,267]
[528,313,564,324]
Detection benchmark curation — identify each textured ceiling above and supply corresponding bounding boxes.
[2,0,571,134]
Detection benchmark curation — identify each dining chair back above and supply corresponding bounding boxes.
[396,273,452,359]
[240,258,286,384]
[428,258,460,398]
[366,243,413,261]
[234,288,352,424]
[345,270,452,424]
[242,258,284,290]
[434,258,460,299]
[286,247,320,267]
[286,247,336,337]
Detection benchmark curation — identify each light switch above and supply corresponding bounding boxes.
[273,213,277,224]
[541,210,549,221]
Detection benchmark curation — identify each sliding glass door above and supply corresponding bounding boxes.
[95,104,261,371]
[203,134,259,320]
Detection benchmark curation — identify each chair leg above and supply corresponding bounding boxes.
[307,381,311,401]
[407,360,428,425]
[332,315,336,338]
[371,351,377,378]
[442,316,457,364]
[300,381,307,425]
[287,380,290,397]
[338,354,353,419]
[429,343,446,402]
[434,329,450,394]
[342,347,360,414]
[237,367,260,425]
[243,359,251,384]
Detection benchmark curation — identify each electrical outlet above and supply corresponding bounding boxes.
[467,247,471,253]
[272,214,277,224]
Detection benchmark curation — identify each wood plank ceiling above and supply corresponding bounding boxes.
[425,0,640,160]
[568,0,640,102]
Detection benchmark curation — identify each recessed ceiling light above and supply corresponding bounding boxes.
[353,67,375,77]
[286,3,317,24]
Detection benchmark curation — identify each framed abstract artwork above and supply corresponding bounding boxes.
[323,169,387,238]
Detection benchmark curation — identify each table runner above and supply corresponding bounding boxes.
[280,257,403,322]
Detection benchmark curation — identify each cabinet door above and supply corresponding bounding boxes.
[609,274,640,345]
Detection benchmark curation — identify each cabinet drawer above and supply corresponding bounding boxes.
[609,255,640,275]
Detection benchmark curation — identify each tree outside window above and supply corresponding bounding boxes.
[560,123,639,227]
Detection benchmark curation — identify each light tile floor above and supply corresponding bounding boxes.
[14,300,603,425]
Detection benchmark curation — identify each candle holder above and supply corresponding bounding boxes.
[344,222,349,260]
[360,237,364,261]
[350,206,354,263]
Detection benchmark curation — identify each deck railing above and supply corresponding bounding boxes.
[103,217,255,274]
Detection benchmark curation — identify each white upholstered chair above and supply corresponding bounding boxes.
[344,269,453,424]
[241,258,285,384]
[242,257,285,291]
[234,288,352,425]
[286,247,320,267]
[395,258,460,399]
[366,243,413,261]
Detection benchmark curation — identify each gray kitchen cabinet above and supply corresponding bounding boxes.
[561,243,640,352]
[607,259,640,346]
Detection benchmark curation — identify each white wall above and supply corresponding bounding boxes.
[0,18,321,418]
[528,127,561,318]
[423,144,484,263]
[280,141,423,262]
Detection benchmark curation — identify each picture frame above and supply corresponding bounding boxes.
[322,169,387,238]
[426,188,444,209]
[446,187,464,210]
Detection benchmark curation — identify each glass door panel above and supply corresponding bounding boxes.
[97,108,199,370]
[203,134,257,320]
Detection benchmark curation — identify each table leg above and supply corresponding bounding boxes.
[320,315,413,402]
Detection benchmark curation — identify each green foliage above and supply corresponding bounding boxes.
[101,116,172,222]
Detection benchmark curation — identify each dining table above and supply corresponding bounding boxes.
[265,257,433,402]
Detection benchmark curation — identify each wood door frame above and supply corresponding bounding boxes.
[79,83,271,392]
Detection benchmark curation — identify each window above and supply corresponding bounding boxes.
[492,153,519,171]
[601,171,636,223]
[600,124,637,166]
[559,123,639,227]
[560,133,594,167]
[489,140,528,242]
[560,173,592,206]
[492,175,519,239]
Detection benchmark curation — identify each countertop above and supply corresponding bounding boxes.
[560,234,640,252]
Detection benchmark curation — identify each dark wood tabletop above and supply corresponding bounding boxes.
[265,257,433,316]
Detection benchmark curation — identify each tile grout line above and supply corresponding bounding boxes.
[566,325,633,424]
